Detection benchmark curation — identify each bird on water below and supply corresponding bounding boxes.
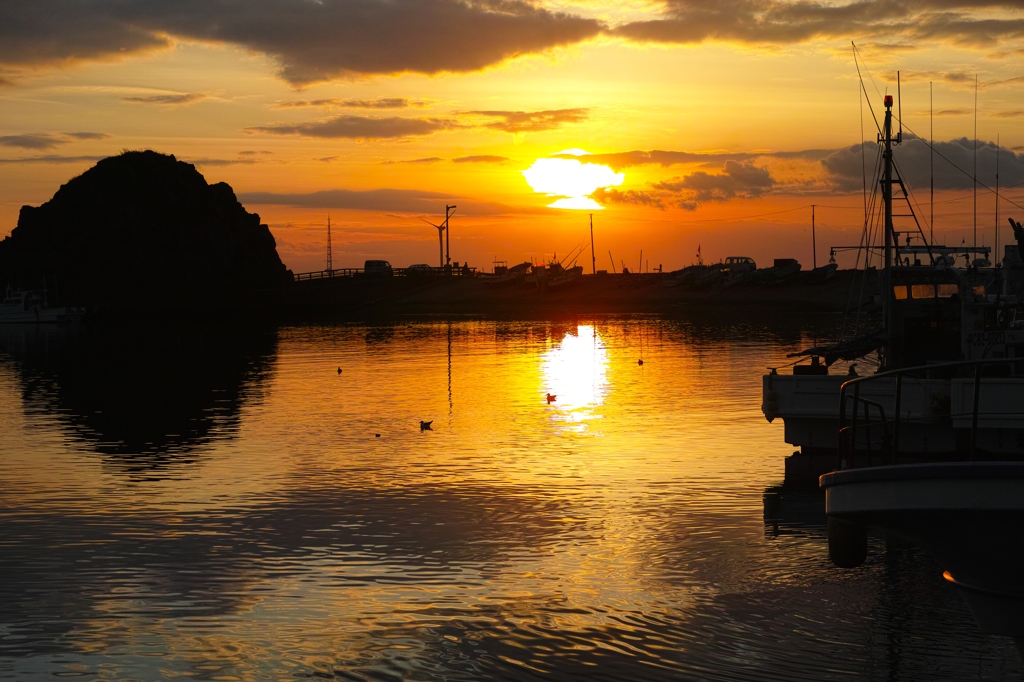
[337,367,342,375]
[420,420,433,431]
[546,393,556,403]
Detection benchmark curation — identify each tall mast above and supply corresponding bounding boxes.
[590,214,596,275]
[930,81,934,245]
[881,94,897,365]
[812,204,817,269]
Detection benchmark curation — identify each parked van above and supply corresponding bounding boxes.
[364,260,393,277]
[723,256,756,273]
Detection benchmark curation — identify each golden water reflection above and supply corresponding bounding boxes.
[540,325,608,431]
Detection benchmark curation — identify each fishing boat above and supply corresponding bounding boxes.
[478,261,531,286]
[1,284,84,323]
[761,92,1024,655]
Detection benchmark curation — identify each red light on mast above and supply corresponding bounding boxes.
[884,95,893,107]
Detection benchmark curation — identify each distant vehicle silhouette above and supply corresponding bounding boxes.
[724,256,756,273]
[364,260,393,277]
[406,263,432,276]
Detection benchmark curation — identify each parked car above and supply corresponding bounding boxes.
[364,260,393,277]
[406,263,433,276]
[723,256,756,273]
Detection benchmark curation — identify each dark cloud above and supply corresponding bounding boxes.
[557,148,829,171]
[587,160,777,210]
[273,98,428,110]
[666,160,776,202]
[0,154,105,164]
[247,115,459,140]
[186,157,259,166]
[453,155,510,163]
[122,93,205,105]
[0,1,602,85]
[467,108,589,133]
[995,110,1024,118]
[590,188,665,209]
[63,131,110,140]
[238,188,526,216]
[821,134,1024,192]
[612,0,1024,48]
[388,157,444,164]
[0,133,66,150]
[238,150,274,156]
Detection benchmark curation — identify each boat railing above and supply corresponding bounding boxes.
[837,358,1016,469]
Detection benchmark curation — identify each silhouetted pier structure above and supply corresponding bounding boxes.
[294,265,478,282]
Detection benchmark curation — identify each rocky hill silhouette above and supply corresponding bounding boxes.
[0,150,290,309]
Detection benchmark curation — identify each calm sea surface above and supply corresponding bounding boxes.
[1,319,1019,681]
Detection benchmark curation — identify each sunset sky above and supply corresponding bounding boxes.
[2,1,1024,273]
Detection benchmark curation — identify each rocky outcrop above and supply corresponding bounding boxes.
[0,150,290,306]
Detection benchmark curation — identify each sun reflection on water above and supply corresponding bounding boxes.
[541,325,608,430]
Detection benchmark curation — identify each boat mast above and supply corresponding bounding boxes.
[881,94,898,368]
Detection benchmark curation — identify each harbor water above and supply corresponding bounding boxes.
[1,319,1019,680]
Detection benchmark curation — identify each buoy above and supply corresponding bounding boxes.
[375,433,380,438]
[762,389,778,423]
[337,367,342,375]
[827,516,867,568]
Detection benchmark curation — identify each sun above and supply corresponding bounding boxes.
[521,157,624,210]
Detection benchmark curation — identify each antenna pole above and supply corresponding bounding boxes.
[812,204,817,269]
[974,75,978,250]
[996,134,1000,264]
[326,214,333,272]
[930,81,934,244]
[897,71,903,139]
[590,214,596,274]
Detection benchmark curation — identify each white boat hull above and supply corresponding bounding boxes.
[763,372,1024,455]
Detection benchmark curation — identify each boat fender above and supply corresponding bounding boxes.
[827,516,867,568]
[762,389,779,423]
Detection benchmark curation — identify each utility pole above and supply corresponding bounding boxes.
[996,134,1000,264]
[444,205,456,268]
[327,214,333,272]
[811,204,816,269]
[589,214,596,275]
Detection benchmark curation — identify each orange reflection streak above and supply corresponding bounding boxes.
[541,325,608,430]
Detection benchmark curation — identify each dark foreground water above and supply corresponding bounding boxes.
[1,319,1019,681]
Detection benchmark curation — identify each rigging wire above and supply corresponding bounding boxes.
[894,116,1024,213]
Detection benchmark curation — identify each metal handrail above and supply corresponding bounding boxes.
[837,358,1016,469]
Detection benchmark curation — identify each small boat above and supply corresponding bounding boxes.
[803,262,839,284]
[1,285,84,323]
[545,263,583,290]
[478,261,531,286]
